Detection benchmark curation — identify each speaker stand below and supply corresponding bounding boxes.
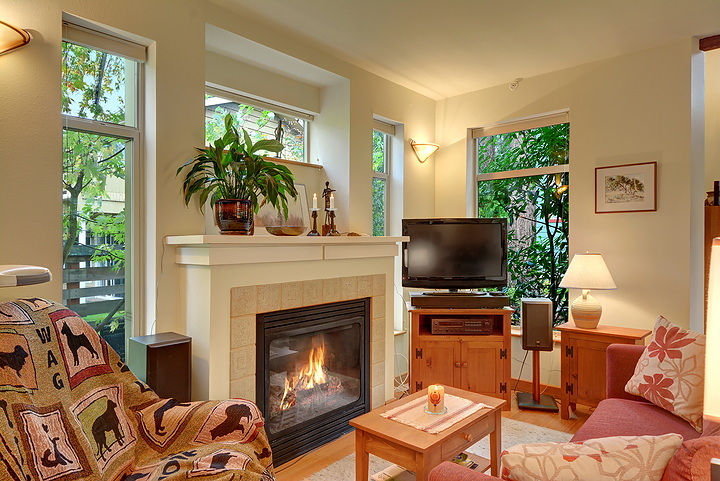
[517,351,559,412]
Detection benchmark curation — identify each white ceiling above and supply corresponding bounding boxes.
[209,0,720,100]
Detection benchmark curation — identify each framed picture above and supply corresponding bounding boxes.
[595,161,657,213]
[255,183,310,235]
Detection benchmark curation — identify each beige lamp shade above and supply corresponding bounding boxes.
[409,139,439,163]
[0,20,31,55]
[706,238,720,423]
[559,253,616,329]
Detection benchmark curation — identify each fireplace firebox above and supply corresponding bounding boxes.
[256,298,370,465]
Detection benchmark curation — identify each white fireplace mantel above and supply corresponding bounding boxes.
[166,235,408,266]
[166,235,407,403]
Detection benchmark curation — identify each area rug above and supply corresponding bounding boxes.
[301,418,573,481]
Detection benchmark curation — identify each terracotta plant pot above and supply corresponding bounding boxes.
[214,199,254,235]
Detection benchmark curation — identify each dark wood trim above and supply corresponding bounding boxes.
[511,378,562,400]
[700,34,720,52]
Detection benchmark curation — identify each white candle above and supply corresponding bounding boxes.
[312,193,318,209]
[329,193,335,209]
[427,384,445,413]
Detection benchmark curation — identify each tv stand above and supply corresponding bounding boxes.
[408,302,512,410]
[410,292,509,308]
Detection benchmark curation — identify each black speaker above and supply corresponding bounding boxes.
[517,297,558,412]
[128,332,192,402]
[521,298,553,351]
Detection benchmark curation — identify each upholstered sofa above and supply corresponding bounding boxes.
[429,343,719,481]
[0,298,275,481]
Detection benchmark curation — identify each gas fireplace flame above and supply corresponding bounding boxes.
[277,342,343,413]
[298,345,327,389]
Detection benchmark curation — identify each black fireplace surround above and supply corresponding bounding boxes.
[256,298,371,465]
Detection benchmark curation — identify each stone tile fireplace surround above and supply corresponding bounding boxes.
[229,274,388,408]
[166,235,406,409]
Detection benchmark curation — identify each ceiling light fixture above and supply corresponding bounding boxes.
[409,139,439,163]
[0,19,31,55]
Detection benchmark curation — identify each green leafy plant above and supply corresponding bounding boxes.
[178,114,298,216]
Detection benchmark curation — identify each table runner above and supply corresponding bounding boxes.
[381,394,489,434]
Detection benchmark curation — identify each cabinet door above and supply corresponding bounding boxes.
[574,338,610,405]
[411,340,458,391]
[461,341,502,396]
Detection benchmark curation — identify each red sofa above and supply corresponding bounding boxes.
[428,344,711,481]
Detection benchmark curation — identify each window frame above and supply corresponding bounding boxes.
[61,24,146,342]
[205,85,312,164]
[372,126,391,236]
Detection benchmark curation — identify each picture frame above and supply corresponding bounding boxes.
[595,161,657,213]
[255,183,310,235]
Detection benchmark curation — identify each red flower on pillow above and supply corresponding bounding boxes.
[638,373,675,412]
[647,324,695,362]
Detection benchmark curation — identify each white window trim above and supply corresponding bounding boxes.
[468,110,570,216]
[62,27,146,338]
[372,128,391,236]
[205,85,312,163]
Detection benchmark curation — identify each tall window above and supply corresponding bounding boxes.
[205,90,310,162]
[61,23,145,359]
[474,113,570,325]
[372,121,394,236]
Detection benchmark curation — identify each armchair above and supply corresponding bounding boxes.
[0,298,275,480]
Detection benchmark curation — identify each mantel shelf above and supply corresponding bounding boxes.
[165,234,407,246]
[166,235,408,266]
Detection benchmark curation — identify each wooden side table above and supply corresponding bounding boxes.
[557,322,651,420]
[349,386,505,480]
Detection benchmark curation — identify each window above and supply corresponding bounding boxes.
[474,112,570,325]
[205,90,310,163]
[61,23,145,360]
[372,129,389,236]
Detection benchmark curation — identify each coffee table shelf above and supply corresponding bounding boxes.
[350,386,505,481]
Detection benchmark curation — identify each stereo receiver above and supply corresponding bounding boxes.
[430,317,494,335]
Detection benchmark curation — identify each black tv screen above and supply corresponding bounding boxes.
[402,218,508,290]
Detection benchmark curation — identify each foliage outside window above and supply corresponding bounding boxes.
[62,39,141,359]
[372,130,389,236]
[476,123,570,325]
[205,94,307,163]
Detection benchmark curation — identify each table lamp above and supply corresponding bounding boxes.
[559,253,616,328]
[0,265,52,287]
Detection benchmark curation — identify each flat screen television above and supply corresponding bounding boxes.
[401,218,508,290]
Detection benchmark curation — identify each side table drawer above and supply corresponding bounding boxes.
[441,416,491,459]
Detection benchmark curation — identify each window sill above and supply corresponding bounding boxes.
[510,326,562,343]
[265,156,323,170]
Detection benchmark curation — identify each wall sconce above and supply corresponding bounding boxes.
[409,139,439,163]
[0,20,31,55]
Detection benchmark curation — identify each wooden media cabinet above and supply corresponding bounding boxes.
[408,303,513,410]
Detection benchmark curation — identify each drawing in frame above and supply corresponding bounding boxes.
[255,183,310,235]
[595,161,657,213]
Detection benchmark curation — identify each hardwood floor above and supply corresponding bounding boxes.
[274,390,592,480]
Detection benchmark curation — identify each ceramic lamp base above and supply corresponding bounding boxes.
[570,291,602,329]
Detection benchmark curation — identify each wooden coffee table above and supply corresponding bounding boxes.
[349,386,505,481]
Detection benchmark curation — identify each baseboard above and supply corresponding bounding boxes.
[511,378,561,399]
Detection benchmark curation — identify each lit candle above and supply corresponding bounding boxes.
[329,193,335,209]
[312,193,318,209]
[427,384,445,413]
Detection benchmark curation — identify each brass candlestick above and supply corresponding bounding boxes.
[307,209,320,236]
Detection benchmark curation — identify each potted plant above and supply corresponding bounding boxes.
[177,114,298,235]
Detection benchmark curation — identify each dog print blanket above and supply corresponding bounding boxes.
[0,298,275,480]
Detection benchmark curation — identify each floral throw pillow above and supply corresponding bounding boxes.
[500,434,683,481]
[625,316,706,432]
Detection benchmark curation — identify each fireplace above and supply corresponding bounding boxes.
[257,299,371,465]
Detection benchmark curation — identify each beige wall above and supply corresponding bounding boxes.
[435,39,705,334]
[707,49,720,192]
[0,0,206,337]
[0,1,435,341]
